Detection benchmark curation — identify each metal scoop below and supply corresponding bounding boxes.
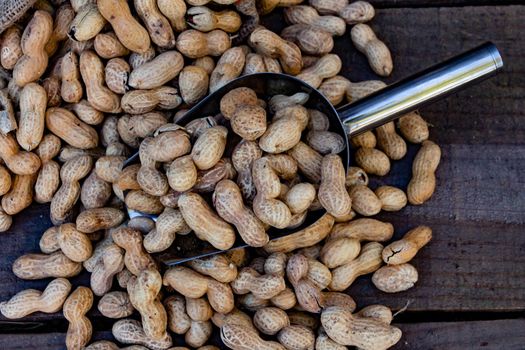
[127,42,503,265]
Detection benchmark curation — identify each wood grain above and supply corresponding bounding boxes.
[369,0,523,8]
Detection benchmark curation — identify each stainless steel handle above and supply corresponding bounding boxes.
[339,42,503,136]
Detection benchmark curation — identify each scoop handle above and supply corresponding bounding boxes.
[339,42,503,136]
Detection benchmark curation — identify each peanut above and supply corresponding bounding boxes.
[318,154,352,218]
[281,24,333,56]
[69,2,105,41]
[46,107,98,149]
[127,268,169,340]
[60,52,82,103]
[0,85,17,135]
[41,76,62,107]
[143,208,187,252]
[98,0,151,53]
[210,47,246,92]
[265,213,335,253]
[259,0,303,15]
[249,27,302,75]
[13,252,82,280]
[232,267,286,299]
[254,307,290,335]
[13,11,53,87]
[34,135,61,203]
[125,189,164,214]
[383,225,432,265]
[194,157,236,193]
[81,170,112,209]
[320,237,361,268]
[57,223,93,262]
[121,86,181,114]
[79,50,121,113]
[134,0,176,49]
[321,306,401,349]
[187,6,242,33]
[347,79,387,102]
[0,208,12,232]
[260,105,308,153]
[297,54,341,89]
[193,56,216,74]
[112,319,173,350]
[158,0,187,32]
[306,130,345,155]
[269,93,309,113]
[355,147,390,176]
[287,142,323,183]
[0,26,23,70]
[284,183,316,214]
[330,242,383,291]
[163,266,235,313]
[329,218,394,242]
[213,179,269,247]
[278,324,316,350]
[63,286,93,350]
[179,66,209,105]
[372,263,418,293]
[376,121,407,160]
[129,51,183,89]
[165,295,191,334]
[244,53,282,74]
[76,207,124,233]
[375,185,407,211]
[2,174,36,215]
[177,29,231,58]
[179,192,236,250]
[90,242,124,296]
[284,6,346,36]
[68,100,105,125]
[187,254,238,283]
[286,254,324,313]
[94,32,130,59]
[350,130,376,148]
[407,140,441,204]
[50,155,92,224]
[346,166,368,187]
[316,331,346,350]
[318,75,350,105]
[105,58,130,95]
[356,304,393,324]
[0,278,71,319]
[112,227,156,276]
[351,24,392,76]
[340,1,375,24]
[398,111,429,143]
[192,125,228,170]
[15,83,46,151]
[221,323,285,350]
[348,184,382,216]
[129,45,156,69]
[98,291,134,319]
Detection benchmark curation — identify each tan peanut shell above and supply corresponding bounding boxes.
[346,166,368,187]
[382,226,432,265]
[318,154,352,218]
[398,111,429,143]
[192,126,228,170]
[177,29,231,58]
[98,291,134,319]
[76,207,125,233]
[158,0,187,31]
[254,307,290,335]
[232,267,286,299]
[69,3,105,41]
[46,107,98,149]
[260,105,308,153]
[125,190,164,214]
[372,263,418,293]
[69,100,104,125]
[179,192,236,250]
[127,268,169,340]
[112,319,173,350]
[179,66,209,105]
[144,208,188,253]
[13,252,82,280]
[0,278,71,319]
[13,11,53,87]
[350,131,376,148]
[165,295,191,334]
[129,51,184,89]
[376,121,407,160]
[288,141,323,183]
[321,306,402,349]
[354,147,390,176]
[375,185,407,212]
[281,24,334,56]
[297,54,341,89]
[348,184,382,216]
[187,6,241,33]
[321,237,361,269]
[221,323,286,350]
[57,223,93,262]
[105,58,130,95]
[79,50,121,113]
[330,242,384,291]
[347,80,387,102]
[98,0,151,53]
[134,0,176,48]
[356,304,393,325]
[63,286,93,350]
[1,26,23,70]
[61,52,82,103]
[17,83,47,151]
[340,1,375,24]
[284,6,346,36]
[278,325,315,350]
[329,218,394,242]
[306,130,345,155]
[351,24,393,76]
[94,32,130,59]
[112,227,155,276]
[2,174,36,215]
[81,171,112,209]
[188,254,238,283]
[407,140,441,205]
[210,48,247,92]
[265,213,334,253]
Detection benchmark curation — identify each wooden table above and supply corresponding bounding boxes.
[1,1,524,349]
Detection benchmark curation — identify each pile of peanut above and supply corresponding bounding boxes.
[0,0,443,349]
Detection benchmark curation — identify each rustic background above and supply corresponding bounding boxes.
[0,1,524,349]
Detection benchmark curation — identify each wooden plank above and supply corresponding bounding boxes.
[393,319,525,350]
[369,0,523,8]
[1,319,524,349]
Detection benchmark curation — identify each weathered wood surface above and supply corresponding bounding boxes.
[0,3,523,349]
[369,0,523,7]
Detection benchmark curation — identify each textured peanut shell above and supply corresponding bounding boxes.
[112,227,156,276]
[57,223,93,263]
[134,0,176,49]
[112,319,173,350]
[179,66,209,105]
[372,263,419,293]
[254,307,289,335]
[318,154,352,217]
[0,26,23,70]
[17,83,47,151]
[376,121,407,160]
[382,226,432,265]
[98,0,151,53]
[76,207,125,233]
[277,325,315,350]
[407,140,441,205]
[187,254,238,283]
[398,111,429,144]
[129,51,184,89]
[0,278,71,319]
[320,237,361,269]
[94,32,130,59]
[375,185,407,212]
[45,108,98,149]
[98,291,134,319]
[63,286,94,350]
[221,323,285,350]
[192,126,228,170]
[329,218,394,242]
[176,29,231,58]
[178,192,236,250]
[2,174,36,215]
[13,252,82,280]
[349,184,382,216]
[354,147,390,176]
